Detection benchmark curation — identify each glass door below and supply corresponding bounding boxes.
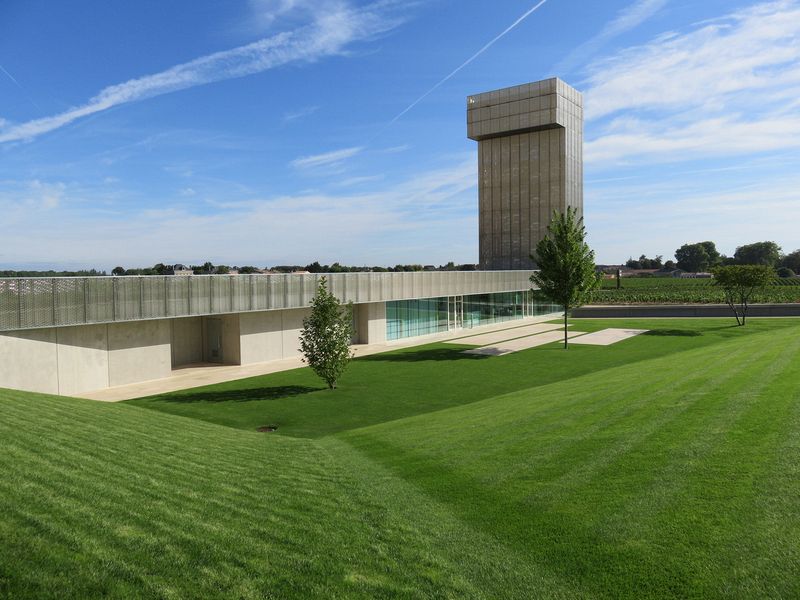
[205,317,223,363]
[448,296,463,331]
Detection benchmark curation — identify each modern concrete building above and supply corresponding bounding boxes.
[0,77,583,396]
[468,78,583,270]
[0,272,557,395]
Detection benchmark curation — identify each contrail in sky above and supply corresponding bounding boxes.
[0,63,43,112]
[375,0,550,135]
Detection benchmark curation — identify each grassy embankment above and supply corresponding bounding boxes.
[1,318,799,598]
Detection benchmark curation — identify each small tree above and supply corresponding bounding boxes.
[530,207,599,348]
[712,265,774,326]
[299,277,354,389]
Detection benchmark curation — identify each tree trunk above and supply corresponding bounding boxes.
[564,306,568,349]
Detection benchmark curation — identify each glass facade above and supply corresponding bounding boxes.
[386,291,560,341]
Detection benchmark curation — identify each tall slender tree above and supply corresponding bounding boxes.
[530,208,598,349]
[299,277,354,389]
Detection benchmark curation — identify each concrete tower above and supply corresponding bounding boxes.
[467,78,583,270]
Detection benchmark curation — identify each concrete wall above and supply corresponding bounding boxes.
[56,324,109,396]
[220,314,241,365]
[171,317,203,367]
[0,328,59,394]
[107,320,171,387]
[0,302,387,395]
[356,302,386,344]
[0,319,171,394]
[280,308,309,360]
[240,311,284,364]
[237,308,310,365]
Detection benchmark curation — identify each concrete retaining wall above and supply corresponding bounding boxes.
[237,308,312,365]
[572,303,800,318]
[0,302,389,395]
[356,302,386,344]
[0,319,172,395]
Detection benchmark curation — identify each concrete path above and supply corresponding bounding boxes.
[568,328,648,346]
[445,322,564,347]
[77,314,561,402]
[464,329,586,356]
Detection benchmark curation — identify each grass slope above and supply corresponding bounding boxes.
[132,318,793,437]
[0,391,567,599]
[2,318,799,597]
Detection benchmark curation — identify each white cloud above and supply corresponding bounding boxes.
[290,146,364,169]
[587,171,800,261]
[379,144,411,154]
[282,105,320,122]
[586,113,800,164]
[0,156,479,268]
[0,2,403,144]
[554,0,667,73]
[335,174,384,187]
[582,0,800,166]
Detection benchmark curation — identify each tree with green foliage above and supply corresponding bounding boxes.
[675,243,711,272]
[299,277,354,389]
[734,241,781,267]
[699,241,721,266]
[780,249,800,273]
[530,207,598,349]
[712,265,774,326]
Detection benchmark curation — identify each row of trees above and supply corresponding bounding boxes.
[0,269,107,278]
[674,241,797,273]
[110,263,260,276]
[108,261,481,276]
[275,261,478,273]
[627,242,799,275]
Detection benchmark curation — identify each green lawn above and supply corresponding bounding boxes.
[2,318,800,598]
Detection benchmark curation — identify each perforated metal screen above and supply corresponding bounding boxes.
[0,271,536,332]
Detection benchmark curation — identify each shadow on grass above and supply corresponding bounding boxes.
[360,347,490,363]
[643,329,703,337]
[151,385,322,404]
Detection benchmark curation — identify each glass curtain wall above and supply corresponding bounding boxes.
[386,297,449,341]
[386,291,560,341]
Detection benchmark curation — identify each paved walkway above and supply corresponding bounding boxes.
[445,322,563,347]
[77,315,560,402]
[568,328,648,346]
[464,329,586,356]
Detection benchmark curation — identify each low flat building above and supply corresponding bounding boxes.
[0,271,558,395]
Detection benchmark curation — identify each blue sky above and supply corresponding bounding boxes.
[1,0,798,269]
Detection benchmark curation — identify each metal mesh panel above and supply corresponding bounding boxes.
[0,271,537,331]
[0,279,20,330]
[19,279,55,328]
[141,277,167,319]
[212,277,232,314]
[166,278,189,317]
[328,274,345,303]
[114,278,141,321]
[54,278,84,325]
[253,276,269,311]
[191,277,212,315]
[231,276,250,312]
[85,278,114,323]
[268,276,282,309]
